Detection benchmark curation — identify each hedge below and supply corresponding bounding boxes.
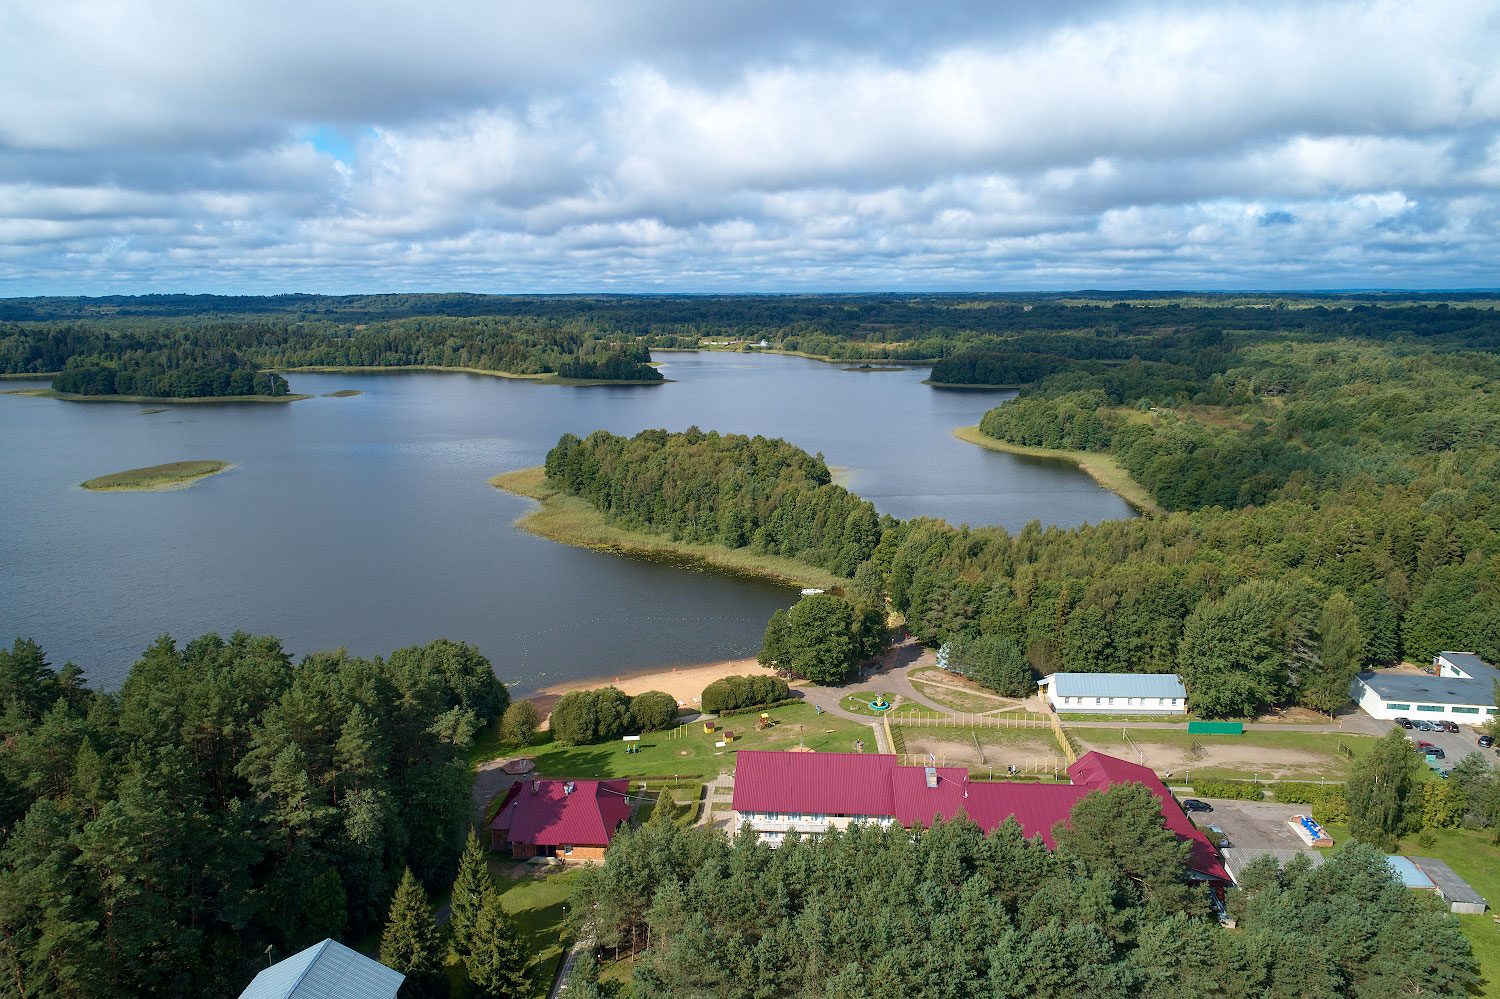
[702,675,791,714]
[1188,778,1265,800]
[713,697,803,718]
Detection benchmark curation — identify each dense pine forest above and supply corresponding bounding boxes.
[540,298,1500,717]
[0,634,505,998]
[567,790,1474,998]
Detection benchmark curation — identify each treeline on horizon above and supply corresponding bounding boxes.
[567,788,1474,998]
[7,292,1500,395]
[541,315,1500,717]
[0,633,506,998]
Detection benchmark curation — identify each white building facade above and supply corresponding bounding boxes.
[1351,652,1500,723]
[1039,672,1188,714]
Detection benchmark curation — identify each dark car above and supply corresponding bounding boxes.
[1393,716,1413,729]
[1425,747,1446,760]
[1181,799,1212,813]
[1415,720,1433,732]
[1442,720,1461,733]
[1479,735,1495,748]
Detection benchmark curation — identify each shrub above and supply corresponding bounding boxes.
[1189,778,1265,800]
[630,690,679,732]
[499,700,540,747]
[702,675,790,714]
[549,687,631,746]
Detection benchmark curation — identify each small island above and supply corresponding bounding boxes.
[490,465,843,590]
[81,460,232,492]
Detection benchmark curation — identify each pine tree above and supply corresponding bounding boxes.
[449,828,495,957]
[1302,591,1365,716]
[464,887,530,998]
[380,868,440,978]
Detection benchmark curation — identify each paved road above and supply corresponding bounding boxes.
[1187,798,1316,851]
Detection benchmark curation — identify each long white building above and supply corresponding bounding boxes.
[1038,672,1188,714]
[1352,652,1500,723]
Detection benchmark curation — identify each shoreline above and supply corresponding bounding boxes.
[277,364,667,387]
[81,460,234,492]
[6,388,310,404]
[952,425,1163,515]
[520,657,786,721]
[489,466,845,591]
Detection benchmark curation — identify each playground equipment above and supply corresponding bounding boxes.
[703,720,715,734]
[1289,814,1333,847]
[755,712,774,731]
[869,695,891,712]
[723,730,736,743]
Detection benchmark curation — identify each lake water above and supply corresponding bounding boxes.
[0,352,1133,692]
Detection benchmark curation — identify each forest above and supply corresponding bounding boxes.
[9,292,1500,397]
[547,306,1500,718]
[566,785,1474,999]
[0,633,506,998]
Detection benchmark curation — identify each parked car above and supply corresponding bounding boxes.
[1425,747,1446,760]
[1444,720,1461,733]
[1206,825,1230,848]
[1415,740,1435,749]
[1393,716,1413,729]
[1181,799,1213,813]
[1479,735,1495,748]
[1415,720,1434,731]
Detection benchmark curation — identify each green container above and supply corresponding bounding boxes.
[1187,721,1244,735]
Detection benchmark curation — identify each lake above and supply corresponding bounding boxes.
[0,352,1134,692]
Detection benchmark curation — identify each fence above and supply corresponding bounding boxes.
[897,753,1063,775]
[894,710,1049,729]
[1050,713,1080,766]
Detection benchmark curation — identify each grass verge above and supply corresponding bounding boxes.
[952,424,1162,515]
[909,679,1021,714]
[81,460,232,491]
[490,466,844,590]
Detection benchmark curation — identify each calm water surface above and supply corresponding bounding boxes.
[0,353,1132,691]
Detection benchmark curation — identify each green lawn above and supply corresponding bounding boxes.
[1318,824,1500,996]
[909,679,1020,714]
[444,863,585,999]
[839,691,898,716]
[515,701,876,783]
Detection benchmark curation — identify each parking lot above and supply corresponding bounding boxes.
[1388,720,1492,770]
[1185,799,1318,850]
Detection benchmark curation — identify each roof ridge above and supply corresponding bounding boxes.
[284,938,331,999]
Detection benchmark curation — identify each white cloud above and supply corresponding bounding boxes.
[0,0,1497,292]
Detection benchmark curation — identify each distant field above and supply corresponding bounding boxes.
[81,460,231,491]
[1075,727,1375,780]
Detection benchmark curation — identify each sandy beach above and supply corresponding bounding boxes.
[523,657,786,725]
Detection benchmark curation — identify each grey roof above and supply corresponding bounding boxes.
[1356,670,1496,706]
[237,940,403,999]
[1439,652,1497,679]
[1410,857,1487,906]
[1043,672,1186,700]
[1220,847,1326,883]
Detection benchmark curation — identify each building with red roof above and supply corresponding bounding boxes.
[487,778,632,861]
[731,749,1228,884]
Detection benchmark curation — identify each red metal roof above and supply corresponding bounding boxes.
[731,751,898,816]
[1067,751,1230,881]
[731,749,1229,882]
[487,779,632,847]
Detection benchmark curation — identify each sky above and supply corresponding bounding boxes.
[1,0,1498,295]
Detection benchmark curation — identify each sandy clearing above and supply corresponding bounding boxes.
[524,657,786,726]
[902,733,1064,769]
[1075,738,1331,776]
